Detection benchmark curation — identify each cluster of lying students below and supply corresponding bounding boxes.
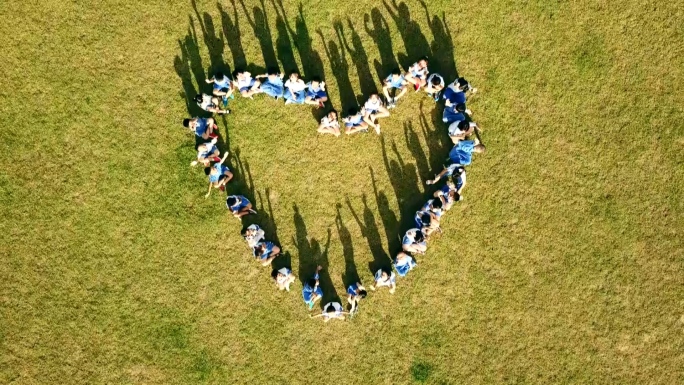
[181,57,485,322]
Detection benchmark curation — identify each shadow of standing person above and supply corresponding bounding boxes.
[219,1,248,70]
[364,8,399,82]
[383,0,430,69]
[317,29,357,112]
[336,19,377,104]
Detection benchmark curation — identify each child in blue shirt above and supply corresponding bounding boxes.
[370,268,396,294]
[304,76,328,108]
[393,252,417,277]
[343,107,369,135]
[346,282,367,314]
[225,195,256,219]
[205,153,233,198]
[302,266,323,310]
[383,68,408,108]
[252,241,280,266]
[183,117,218,140]
[205,72,234,106]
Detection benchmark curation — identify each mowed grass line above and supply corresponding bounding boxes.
[1,0,682,383]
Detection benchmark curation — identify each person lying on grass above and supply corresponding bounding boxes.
[205,72,234,106]
[318,109,341,137]
[443,77,477,106]
[302,265,323,310]
[233,69,262,98]
[448,138,486,167]
[383,68,408,108]
[426,163,466,194]
[346,282,367,314]
[448,120,480,144]
[205,153,233,198]
[304,76,328,108]
[194,93,229,115]
[225,195,256,218]
[433,180,462,211]
[191,139,220,167]
[284,71,307,105]
[425,73,445,102]
[310,302,347,322]
[242,224,265,248]
[370,268,397,294]
[252,240,280,266]
[272,267,296,291]
[402,228,427,254]
[183,117,219,140]
[393,251,417,277]
[362,92,390,135]
[404,56,429,91]
[254,69,285,99]
[343,107,370,135]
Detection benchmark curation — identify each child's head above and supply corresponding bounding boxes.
[306,278,317,289]
[215,72,226,81]
[432,199,443,210]
[267,66,280,76]
[455,103,467,113]
[326,305,337,314]
[369,93,380,101]
[289,71,300,81]
[358,290,368,299]
[254,245,264,256]
[420,213,432,227]
[226,196,238,207]
[391,68,401,79]
[474,144,486,153]
[418,56,428,67]
[458,120,469,131]
[194,94,203,104]
[457,77,470,92]
[182,118,191,128]
[328,109,338,120]
[380,269,390,280]
[348,107,358,116]
[232,69,245,78]
[414,230,425,243]
[430,76,442,86]
[310,75,321,87]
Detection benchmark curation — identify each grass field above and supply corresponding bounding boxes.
[1,0,683,383]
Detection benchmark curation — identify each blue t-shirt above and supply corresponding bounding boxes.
[347,283,360,297]
[253,241,275,260]
[448,140,476,166]
[385,74,405,88]
[194,118,208,137]
[213,76,231,89]
[227,195,249,210]
[345,114,363,127]
[443,86,467,104]
[210,164,230,183]
[302,273,322,302]
[199,144,217,159]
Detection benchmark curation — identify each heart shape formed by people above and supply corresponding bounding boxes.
[173,0,485,321]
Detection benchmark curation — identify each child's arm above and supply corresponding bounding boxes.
[205,182,213,198]
[205,76,214,83]
[219,152,229,164]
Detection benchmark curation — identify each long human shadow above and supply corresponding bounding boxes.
[218,1,248,71]
[380,136,422,233]
[347,195,391,274]
[419,0,458,80]
[292,205,337,305]
[383,0,430,69]
[364,8,398,81]
[270,0,299,74]
[404,120,430,183]
[272,0,324,80]
[416,100,452,179]
[336,19,377,104]
[336,204,358,288]
[191,0,228,75]
[317,29,357,112]
[237,0,278,70]
[369,167,401,255]
[174,18,206,117]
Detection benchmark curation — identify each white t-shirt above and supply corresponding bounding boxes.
[276,267,291,284]
[285,79,306,93]
[320,116,339,128]
[236,72,253,88]
[364,98,382,112]
[448,121,476,136]
[409,62,429,78]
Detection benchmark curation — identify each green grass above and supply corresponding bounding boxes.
[1,0,683,383]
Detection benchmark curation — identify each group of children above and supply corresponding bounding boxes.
[179,57,485,322]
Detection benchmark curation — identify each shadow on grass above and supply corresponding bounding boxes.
[336,203,359,288]
[383,0,430,70]
[317,29,357,113]
[347,195,391,273]
[336,19,377,105]
[364,8,398,82]
[293,205,338,306]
